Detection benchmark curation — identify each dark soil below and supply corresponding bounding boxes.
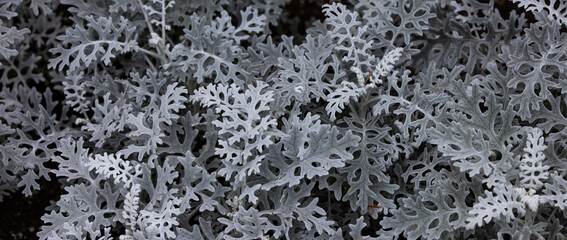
[0,179,61,239]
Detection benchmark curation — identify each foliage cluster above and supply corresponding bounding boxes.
[2,0,567,239]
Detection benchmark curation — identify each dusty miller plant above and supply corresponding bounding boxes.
[1,0,567,239]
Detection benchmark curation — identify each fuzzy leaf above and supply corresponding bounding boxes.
[49,15,138,71]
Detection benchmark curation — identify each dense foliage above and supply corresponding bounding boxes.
[2,0,567,239]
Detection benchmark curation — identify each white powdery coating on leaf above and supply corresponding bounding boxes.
[520,127,549,191]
